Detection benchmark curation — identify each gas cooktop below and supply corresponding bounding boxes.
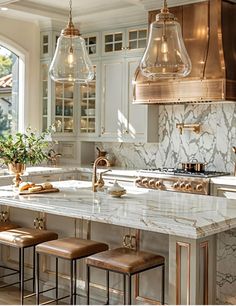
[139,168,230,178]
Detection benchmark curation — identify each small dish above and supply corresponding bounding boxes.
[108,189,126,197]
[107,180,126,197]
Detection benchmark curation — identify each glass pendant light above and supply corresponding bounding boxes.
[139,0,191,79]
[49,0,94,83]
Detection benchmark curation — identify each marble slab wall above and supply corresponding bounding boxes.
[97,103,236,173]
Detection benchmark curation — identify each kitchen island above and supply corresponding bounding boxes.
[0,180,236,304]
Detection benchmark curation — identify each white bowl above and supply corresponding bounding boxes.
[85,109,95,116]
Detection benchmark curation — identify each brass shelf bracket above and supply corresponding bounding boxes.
[176,123,201,135]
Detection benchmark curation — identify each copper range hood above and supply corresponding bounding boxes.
[133,0,236,104]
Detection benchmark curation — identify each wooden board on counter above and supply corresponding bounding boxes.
[19,188,60,195]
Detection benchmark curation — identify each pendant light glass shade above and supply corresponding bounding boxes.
[49,0,94,83]
[139,0,191,79]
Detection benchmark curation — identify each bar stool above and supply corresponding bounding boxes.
[86,247,165,305]
[36,237,109,305]
[0,227,58,305]
[0,221,19,286]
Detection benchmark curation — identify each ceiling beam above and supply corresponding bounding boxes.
[8,0,67,20]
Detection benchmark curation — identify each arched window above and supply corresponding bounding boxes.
[0,45,19,135]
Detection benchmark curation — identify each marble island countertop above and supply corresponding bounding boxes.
[0,180,236,239]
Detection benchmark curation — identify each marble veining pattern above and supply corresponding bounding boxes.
[0,180,236,239]
[217,229,236,305]
[97,103,236,172]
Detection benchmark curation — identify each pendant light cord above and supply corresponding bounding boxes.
[69,0,72,23]
[162,0,169,13]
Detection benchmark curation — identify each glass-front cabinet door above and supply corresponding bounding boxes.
[102,30,125,55]
[54,83,74,134]
[127,27,147,51]
[79,65,97,135]
[84,33,98,57]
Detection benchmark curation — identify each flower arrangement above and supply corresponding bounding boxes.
[0,127,53,166]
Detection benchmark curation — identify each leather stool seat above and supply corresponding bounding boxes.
[36,238,109,305]
[36,237,109,259]
[86,247,165,305]
[0,227,58,248]
[86,247,165,274]
[0,221,19,231]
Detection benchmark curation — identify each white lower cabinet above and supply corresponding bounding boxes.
[100,57,158,142]
[211,183,236,197]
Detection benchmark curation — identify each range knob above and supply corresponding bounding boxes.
[141,178,149,186]
[135,177,142,185]
[148,179,156,188]
[155,180,163,189]
[180,182,186,189]
[173,182,179,189]
[185,183,192,191]
[196,184,203,192]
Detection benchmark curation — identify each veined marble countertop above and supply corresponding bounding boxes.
[210,175,236,186]
[0,180,236,239]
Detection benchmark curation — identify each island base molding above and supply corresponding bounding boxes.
[169,235,216,305]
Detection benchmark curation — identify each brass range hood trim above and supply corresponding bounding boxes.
[133,0,236,104]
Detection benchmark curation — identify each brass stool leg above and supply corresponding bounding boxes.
[70,260,74,305]
[36,253,40,305]
[74,260,77,305]
[127,275,132,305]
[20,247,25,305]
[162,265,165,305]
[55,257,59,304]
[106,270,109,305]
[123,274,126,305]
[86,265,90,305]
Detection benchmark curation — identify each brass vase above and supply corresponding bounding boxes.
[8,163,26,187]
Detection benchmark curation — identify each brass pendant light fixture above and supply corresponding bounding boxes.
[139,0,192,79]
[49,0,94,83]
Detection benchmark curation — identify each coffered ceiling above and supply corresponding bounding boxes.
[0,0,206,32]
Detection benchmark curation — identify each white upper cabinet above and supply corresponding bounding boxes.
[100,57,158,143]
[100,59,125,139]
[102,25,147,57]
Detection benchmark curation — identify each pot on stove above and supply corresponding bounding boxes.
[181,161,207,173]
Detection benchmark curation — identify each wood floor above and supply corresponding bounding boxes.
[0,285,69,305]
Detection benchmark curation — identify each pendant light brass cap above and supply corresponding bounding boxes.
[61,20,80,37]
[156,9,175,22]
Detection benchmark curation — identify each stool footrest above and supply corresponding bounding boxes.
[0,277,34,289]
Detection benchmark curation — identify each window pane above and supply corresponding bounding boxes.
[115,33,122,41]
[114,42,122,51]
[129,41,137,49]
[0,46,19,135]
[139,30,147,39]
[105,44,113,52]
[138,39,146,48]
[89,37,96,44]
[105,34,113,43]
[129,31,137,40]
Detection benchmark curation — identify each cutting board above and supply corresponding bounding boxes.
[19,188,60,195]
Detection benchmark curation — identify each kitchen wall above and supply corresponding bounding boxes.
[97,102,236,173]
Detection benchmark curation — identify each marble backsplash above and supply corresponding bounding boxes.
[97,103,236,173]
